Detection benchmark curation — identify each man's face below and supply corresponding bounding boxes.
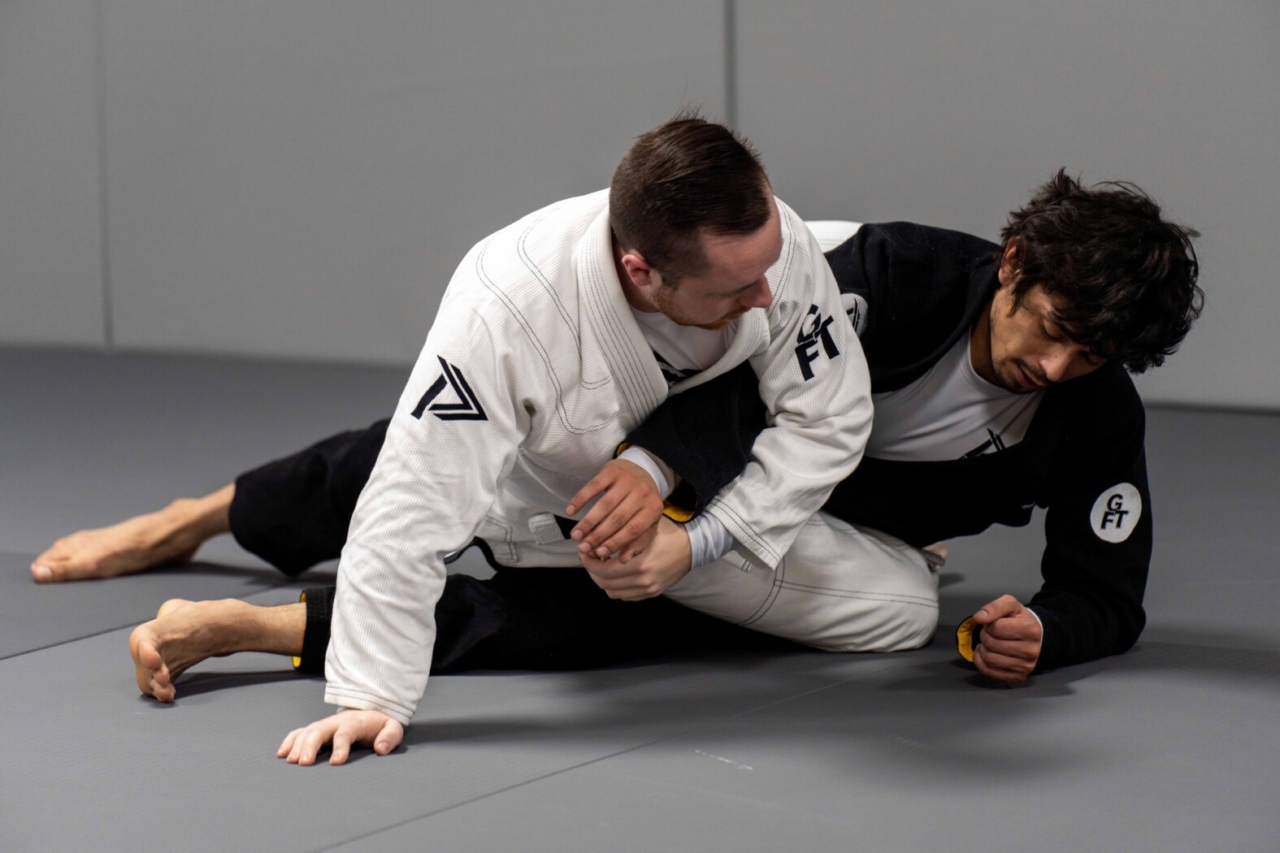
[982,280,1106,393]
[647,197,782,330]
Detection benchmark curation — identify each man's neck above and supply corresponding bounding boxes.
[969,297,998,385]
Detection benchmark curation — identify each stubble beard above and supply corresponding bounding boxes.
[651,284,741,331]
[992,351,1047,394]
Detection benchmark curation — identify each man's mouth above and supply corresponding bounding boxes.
[1015,364,1045,391]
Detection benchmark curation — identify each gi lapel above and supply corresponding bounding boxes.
[575,206,669,429]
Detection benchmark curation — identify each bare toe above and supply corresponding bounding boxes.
[33,513,199,583]
[130,622,169,700]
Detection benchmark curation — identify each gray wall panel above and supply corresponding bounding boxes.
[102,1,725,364]
[739,1,1280,408]
[0,0,105,346]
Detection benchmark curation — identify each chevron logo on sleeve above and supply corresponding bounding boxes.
[411,357,489,421]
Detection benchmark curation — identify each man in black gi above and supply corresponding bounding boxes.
[33,169,1201,702]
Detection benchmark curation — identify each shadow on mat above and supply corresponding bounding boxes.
[147,560,338,585]
[172,668,308,697]
[157,592,1277,781]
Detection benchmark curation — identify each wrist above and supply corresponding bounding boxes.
[617,446,674,498]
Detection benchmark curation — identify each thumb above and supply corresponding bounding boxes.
[973,594,1023,625]
[374,719,404,755]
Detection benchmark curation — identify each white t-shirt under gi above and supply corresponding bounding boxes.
[866,329,1043,462]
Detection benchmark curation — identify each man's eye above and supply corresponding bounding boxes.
[1040,321,1064,342]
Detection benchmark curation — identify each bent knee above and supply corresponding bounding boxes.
[804,599,940,654]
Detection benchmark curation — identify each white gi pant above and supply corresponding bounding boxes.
[665,511,940,653]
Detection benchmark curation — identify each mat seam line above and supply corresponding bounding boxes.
[311,658,903,853]
[0,578,303,662]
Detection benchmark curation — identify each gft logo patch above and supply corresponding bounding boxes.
[1089,483,1142,543]
[840,292,869,338]
[794,305,842,381]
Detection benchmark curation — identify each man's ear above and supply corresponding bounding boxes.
[997,238,1023,290]
[619,250,658,291]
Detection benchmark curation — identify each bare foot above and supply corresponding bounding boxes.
[31,485,233,583]
[130,598,305,702]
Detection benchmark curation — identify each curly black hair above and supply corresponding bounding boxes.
[1000,170,1202,373]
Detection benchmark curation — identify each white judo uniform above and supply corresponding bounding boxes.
[326,190,881,723]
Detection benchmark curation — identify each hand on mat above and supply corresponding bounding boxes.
[566,458,665,562]
[277,709,403,766]
[580,517,691,601]
[971,594,1043,684]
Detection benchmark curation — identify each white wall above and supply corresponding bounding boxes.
[100,0,725,363]
[0,0,105,346]
[1,1,1276,408]
[737,0,1280,410]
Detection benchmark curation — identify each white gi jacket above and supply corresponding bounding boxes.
[325,190,873,723]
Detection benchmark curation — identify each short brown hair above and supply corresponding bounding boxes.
[609,110,771,285]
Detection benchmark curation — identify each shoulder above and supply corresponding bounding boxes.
[469,190,607,294]
[1047,365,1147,467]
[766,198,831,303]
[824,222,998,295]
[1060,365,1145,430]
[441,190,608,326]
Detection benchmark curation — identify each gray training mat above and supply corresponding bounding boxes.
[0,591,863,852]
[339,643,1280,853]
[1,349,1276,853]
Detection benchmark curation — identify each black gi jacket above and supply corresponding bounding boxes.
[627,222,1152,671]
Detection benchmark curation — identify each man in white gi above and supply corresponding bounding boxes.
[282,111,888,763]
[34,112,877,765]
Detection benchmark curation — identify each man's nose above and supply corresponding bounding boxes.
[741,277,772,310]
[1041,348,1072,383]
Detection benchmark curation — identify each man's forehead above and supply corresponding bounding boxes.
[693,204,783,290]
[1024,284,1072,320]
[1023,284,1110,357]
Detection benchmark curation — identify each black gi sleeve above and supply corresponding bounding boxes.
[1029,369,1152,670]
[622,363,766,515]
[825,222,997,391]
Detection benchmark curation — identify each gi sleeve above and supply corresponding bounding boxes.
[1029,372,1152,670]
[621,362,765,516]
[704,201,873,569]
[323,297,529,724]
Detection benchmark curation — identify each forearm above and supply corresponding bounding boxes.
[1029,589,1146,670]
[710,204,873,568]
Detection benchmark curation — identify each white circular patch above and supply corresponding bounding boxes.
[1089,483,1143,543]
[840,292,869,337]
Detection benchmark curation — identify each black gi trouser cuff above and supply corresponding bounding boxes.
[295,586,337,674]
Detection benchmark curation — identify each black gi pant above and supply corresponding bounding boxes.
[228,421,784,674]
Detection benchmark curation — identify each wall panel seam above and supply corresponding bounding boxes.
[92,0,114,349]
[724,0,738,128]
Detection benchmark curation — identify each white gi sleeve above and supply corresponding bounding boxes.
[323,300,529,725]
[706,201,873,570]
